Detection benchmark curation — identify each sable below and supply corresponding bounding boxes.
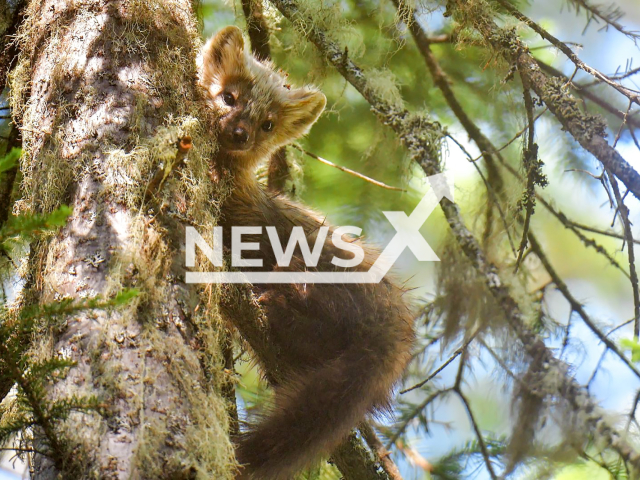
[199,26,415,479]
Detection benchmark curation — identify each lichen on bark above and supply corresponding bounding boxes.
[7,0,236,478]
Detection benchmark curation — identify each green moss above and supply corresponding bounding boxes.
[291,0,365,59]
[367,68,404,111]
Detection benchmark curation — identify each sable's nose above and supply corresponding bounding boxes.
[232,127,249,144]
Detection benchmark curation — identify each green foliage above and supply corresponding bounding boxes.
[0,147,19,174]
[0,205,71,242]
[621,337,640,362]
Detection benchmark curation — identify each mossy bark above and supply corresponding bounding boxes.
[9,0,235,478]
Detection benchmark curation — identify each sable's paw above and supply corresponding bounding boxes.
[234,466,249,480]
[256,290,288,308]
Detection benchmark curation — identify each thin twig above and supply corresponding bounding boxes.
[529,233,640,379]
[386,390,449,449]
[454,388,498,480]
[565,0,640,44]
[560,310,573,359]
[291,144,406,191]
[469,110,548,163]
[586,346,608,389]
[446,135,517,256]
[567,219,640,245]
[400,334,475,394]
[626,389,640,431]
[606,171,640,337]
[496,143,635,276]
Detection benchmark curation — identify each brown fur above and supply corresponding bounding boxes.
[199,26,415,480]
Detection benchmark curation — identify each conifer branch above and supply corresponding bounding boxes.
[400,0,633,377]
[565,0,640,44]
[536,60,640,131]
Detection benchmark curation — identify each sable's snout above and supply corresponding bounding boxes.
[233,126,249,144]
[219,117,253,152]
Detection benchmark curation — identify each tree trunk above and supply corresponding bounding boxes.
[9,0,235,478]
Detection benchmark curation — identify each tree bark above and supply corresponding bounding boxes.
[10,0,235,478]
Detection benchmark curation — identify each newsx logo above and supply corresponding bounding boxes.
[185,174,453,284]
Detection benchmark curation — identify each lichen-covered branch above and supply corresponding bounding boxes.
[268,0,640,470]
[360,422,403,480]
[536,60,640,131]
[447,0,640,201]
[495,0,640,105]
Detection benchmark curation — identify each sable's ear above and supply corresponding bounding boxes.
[280,88,327,139]
[200,26,246,85]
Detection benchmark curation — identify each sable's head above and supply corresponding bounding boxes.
[199,26,326,166]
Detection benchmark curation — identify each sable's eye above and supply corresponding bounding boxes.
[262,120,274,132]
[221,92,235,106]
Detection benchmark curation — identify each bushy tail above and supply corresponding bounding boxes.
[235,346,403,480]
